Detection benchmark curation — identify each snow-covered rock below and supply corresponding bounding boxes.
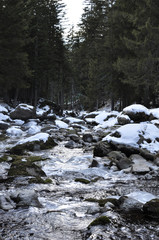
[0,113,11,121]
[55,120,69,129]
[117,114,131,125]
[6,126,24,137]
[0,105,8,113]
[149,108,159,119]
[104,123,159,155]
[10,133,57,154]
[122,104,150,122]
[10,103,36,120]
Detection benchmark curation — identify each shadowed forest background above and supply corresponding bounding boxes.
[0,0,159,110]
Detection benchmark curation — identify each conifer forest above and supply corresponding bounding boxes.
[0,0,159,110]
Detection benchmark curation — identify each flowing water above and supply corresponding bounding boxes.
[0,138,159,239]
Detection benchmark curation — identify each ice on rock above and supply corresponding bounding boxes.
[127,191,157,204]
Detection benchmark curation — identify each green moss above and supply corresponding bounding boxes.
[91,177,101,183]
[0,134,8,141]
[75,178,90,184]
[0,155,9,163]
[27,155,48,162]
[29,177,52,184]
[8,155,46,177]
[89,216,110,227]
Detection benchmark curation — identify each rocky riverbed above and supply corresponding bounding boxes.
[0,100,159,240]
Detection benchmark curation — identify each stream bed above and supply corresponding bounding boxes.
[0,142,159,240]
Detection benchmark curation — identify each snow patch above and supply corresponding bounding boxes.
[17,133,49,145]
[6,127,24,137]
[55,120,69,129]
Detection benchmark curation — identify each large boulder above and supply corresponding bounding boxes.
[122,104,150,122]
[104,123,159,158]
[10,104,36,120]
[10,133,57,154]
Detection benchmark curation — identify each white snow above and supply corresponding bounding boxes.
[65,117,84,124]
[127,191,157,204]
[17,133,49,145]
[104,123,159,153]
[0,113,11,121]
[118,114,131,120]
[149,108,159,119]
[123,104,150,115]
[13,119,25,125]
[18,103,34,110]
[27,125,41,135]
[94,117,118,130]
[55,120,69,129]
[6,127,24,137]
[0,105,8,113]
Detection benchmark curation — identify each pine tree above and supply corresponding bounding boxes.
[0,0,31,104]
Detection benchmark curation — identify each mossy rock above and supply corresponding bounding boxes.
[89,216,110,227]
[29,177,52,184]
[8,155,46,177]
[75,178,90,184]
[0,155,10,163]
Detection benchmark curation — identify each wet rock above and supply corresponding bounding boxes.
[108,151,132,170]
[0,121,10,130]
[130,154,150,174]
[118,196,143,213]
[0,194,16,210]
[154,157,159,166]
[143,199,159,219]
[89,159,99,168]
[10,103,36,120]
[10,189,42,208]
[82,134,93,143]
[69,134,80,143]
[94,141,112,157]
[8,155,46,177]
[65,140,76,149]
